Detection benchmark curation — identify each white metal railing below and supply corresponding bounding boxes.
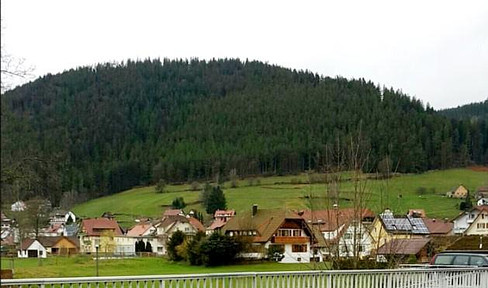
[2,268,488,288]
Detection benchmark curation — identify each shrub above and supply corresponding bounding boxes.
[155,179,166,193]
[416,187,427,195]
[171,197,186,209]
[186,231,206,265]
[267,245,285,262]
[167,230,185,261]
[200,233,242,266]
[190,181,201,191]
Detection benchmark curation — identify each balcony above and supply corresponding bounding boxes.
[272,236,309,244]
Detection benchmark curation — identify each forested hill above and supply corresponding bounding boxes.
[439,99,488,121]
[2,59,487,206]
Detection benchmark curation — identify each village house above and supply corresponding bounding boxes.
[36,236,80,255]
[155,215,205,238]
[370,209,430,253]
[127,221,165,255]
[452,205,488,234]
[79,218,124,254]
[222,205,325,263]
[206,209,236,235]
[463,207,488,236]
[18,239,47,258]
[446,185,469,199]
[301,208,375,259]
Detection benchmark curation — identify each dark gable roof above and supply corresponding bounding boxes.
[37,236,80,248]
[447,235,488,251]
[301,208,375,232]
[377,238,431,255]
[20,238,37,250]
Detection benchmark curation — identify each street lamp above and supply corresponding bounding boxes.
[95,244,99,277]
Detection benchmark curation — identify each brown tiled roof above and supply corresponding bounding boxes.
[37,237,59,247]
[377,238,431,255]
[20,238,39,250]
[301,208,375,232]
[423,218,453,235]
[38,236,80,248]
[127,223,154,237]
[159,215,187,229]
[81,218,123,236]
[158,215,204,232]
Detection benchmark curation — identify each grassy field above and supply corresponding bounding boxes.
[1,256,324,278]
[73,168,488,227]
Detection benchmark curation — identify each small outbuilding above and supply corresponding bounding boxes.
[18,239,47,258]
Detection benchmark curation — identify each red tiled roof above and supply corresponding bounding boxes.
[127,223,153,237]
[188,218,205,232]
[423,218,453,235]
[81,218,123,236]
[208,218,227,230]
[214,210,236,217]
[163,209,184,217]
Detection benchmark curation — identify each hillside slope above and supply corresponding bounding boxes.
[2,59,487,205]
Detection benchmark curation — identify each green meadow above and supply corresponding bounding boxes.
[1,256,322,278]
[73,168,488,227]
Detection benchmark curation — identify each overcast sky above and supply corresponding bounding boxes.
[2,0,487,109]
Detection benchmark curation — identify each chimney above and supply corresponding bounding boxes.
[252,204,258,217]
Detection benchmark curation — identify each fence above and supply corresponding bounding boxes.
[2,268,488,288]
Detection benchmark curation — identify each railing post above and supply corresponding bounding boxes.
[252,274,257,288]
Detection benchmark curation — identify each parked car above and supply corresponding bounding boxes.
[430,252,488,267]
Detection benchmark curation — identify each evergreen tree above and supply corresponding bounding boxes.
[205,186,227,215]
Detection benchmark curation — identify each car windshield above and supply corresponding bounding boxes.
[470,256,487,266]
[434,255,455,265]
[453,255,470,265]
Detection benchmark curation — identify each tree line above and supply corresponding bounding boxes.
[1,58,487,206]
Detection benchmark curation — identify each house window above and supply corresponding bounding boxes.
[39,250,43,256]
[343,233,352,239]
[292,245,307,253]
[277,229,302,237]
[157,247,163,252]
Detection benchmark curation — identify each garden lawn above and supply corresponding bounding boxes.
[1,256,325,279]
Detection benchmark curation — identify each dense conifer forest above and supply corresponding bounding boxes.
[1,59,487,205]
[439,99,488,121]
